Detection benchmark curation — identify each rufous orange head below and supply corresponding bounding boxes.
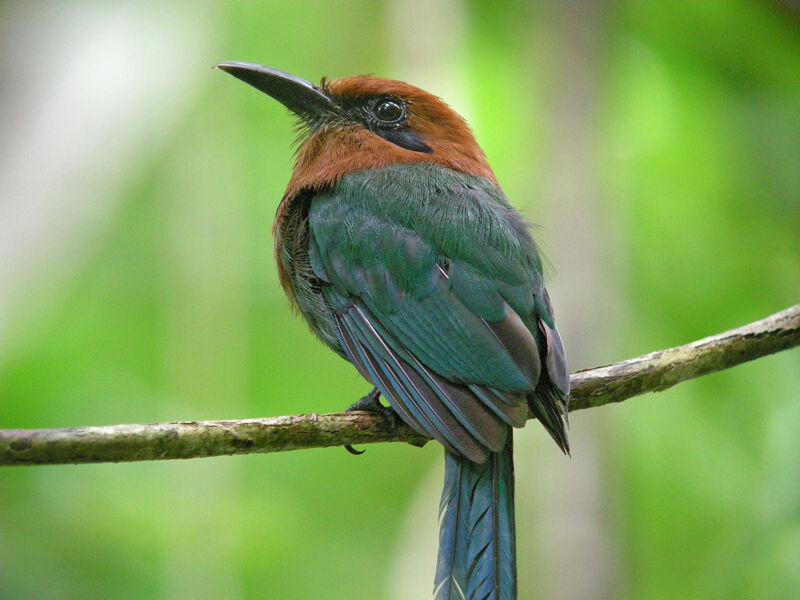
[216,63,496,198]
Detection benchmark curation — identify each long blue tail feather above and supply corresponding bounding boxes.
[435,435,516,600]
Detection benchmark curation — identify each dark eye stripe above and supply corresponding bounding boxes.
[378,128,432,153]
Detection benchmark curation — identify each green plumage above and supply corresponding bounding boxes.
[280,162,568,599]
[307,163,551,389]
[219,61,569,600]
[436,438,517,600]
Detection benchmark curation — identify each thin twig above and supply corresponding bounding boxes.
[1,305,798,466]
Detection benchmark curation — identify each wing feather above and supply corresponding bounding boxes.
[307,166,569,457]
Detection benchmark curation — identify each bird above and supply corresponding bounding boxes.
[217,62,570,600]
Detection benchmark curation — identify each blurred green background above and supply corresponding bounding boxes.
[1,1,799,599]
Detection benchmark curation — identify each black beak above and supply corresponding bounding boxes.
[215,62,337,122]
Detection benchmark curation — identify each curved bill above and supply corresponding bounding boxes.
[215,62,337,122]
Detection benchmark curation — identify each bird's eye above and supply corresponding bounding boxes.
[374,99,405,124]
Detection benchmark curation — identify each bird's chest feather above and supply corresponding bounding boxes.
[273,192,343,355]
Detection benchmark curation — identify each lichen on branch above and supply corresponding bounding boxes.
[2,305,798,467]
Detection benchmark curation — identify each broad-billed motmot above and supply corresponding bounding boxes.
[217,62,570,600]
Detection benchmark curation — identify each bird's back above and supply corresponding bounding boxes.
[277,162,568,459]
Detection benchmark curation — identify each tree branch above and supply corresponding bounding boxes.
[2,305,798,467]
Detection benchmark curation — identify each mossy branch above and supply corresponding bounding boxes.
[2,305,798,467]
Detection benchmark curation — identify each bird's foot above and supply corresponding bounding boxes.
[344,388,397,456]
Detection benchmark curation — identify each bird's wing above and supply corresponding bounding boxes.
[308,167,568,460]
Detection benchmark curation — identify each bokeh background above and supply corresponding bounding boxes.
[1,1,799,599]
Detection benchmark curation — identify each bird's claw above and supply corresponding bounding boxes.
[346,388,397,430]
[344,388,397,456]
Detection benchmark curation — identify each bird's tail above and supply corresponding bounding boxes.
[434,433,516,600]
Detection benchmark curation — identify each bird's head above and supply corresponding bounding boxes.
[216,62,496,196]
